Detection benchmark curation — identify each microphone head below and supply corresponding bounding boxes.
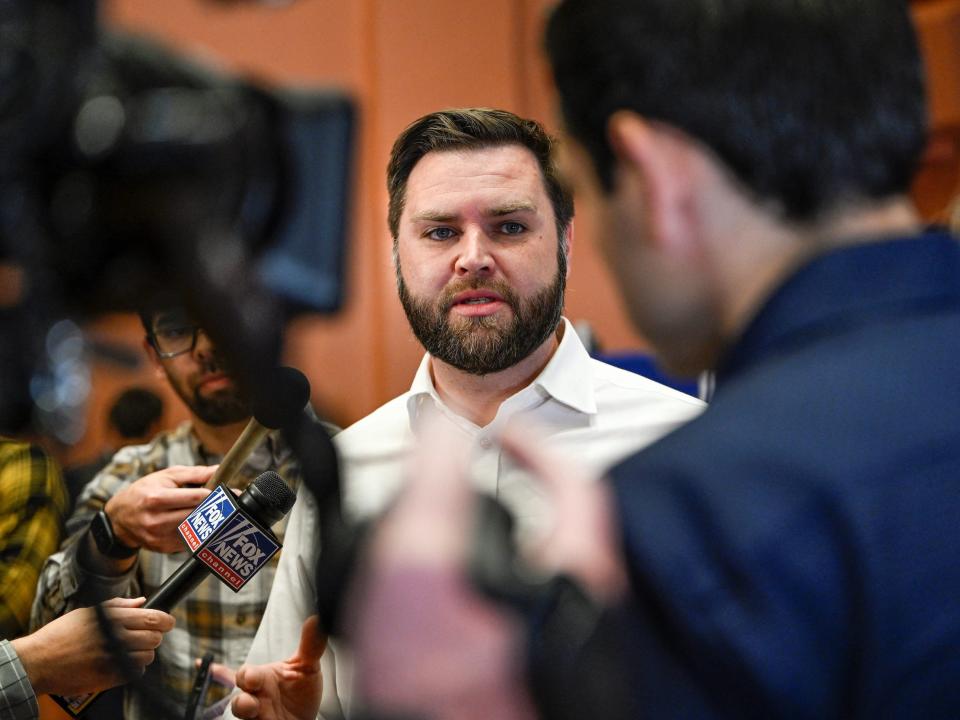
[242,470,297,526]
[253,366,311,429]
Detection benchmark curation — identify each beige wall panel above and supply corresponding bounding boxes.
[368,0,528,401]
[912,0,960,220]
[101,0,380,429]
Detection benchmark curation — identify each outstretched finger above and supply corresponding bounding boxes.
[404,409,473,516]
[293,615,327,670]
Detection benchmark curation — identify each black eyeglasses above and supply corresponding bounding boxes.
[149,325,204,358]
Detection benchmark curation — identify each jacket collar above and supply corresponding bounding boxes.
[717,230,960,384]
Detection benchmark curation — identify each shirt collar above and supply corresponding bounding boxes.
[531,317,598,415]
[405,317,598,428]
[185,419,290,469]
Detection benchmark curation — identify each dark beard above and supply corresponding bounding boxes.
[190,386,250,426]
[176,357,251,426]
[397,265,566,376]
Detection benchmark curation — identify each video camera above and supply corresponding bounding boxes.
[0,0,355,437]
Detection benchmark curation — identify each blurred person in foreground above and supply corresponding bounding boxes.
[315,1,960,719]
[31,306,303,720]
[0,439,67,641]
[223,108,705,720]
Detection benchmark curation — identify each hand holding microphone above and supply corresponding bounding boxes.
[103,465,218,555]
[54,471,297,716]
[144,470,297,612]
[13,598,175,698]
[88,366,309,570]
[145,469,297,612]
[81,465,217,579]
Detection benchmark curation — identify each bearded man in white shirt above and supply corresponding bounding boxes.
[223,108,704,720]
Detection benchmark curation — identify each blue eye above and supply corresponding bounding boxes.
[500,221,526,235]
[427,227,457,240]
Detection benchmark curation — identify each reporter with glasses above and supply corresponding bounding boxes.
[31,305,304,720]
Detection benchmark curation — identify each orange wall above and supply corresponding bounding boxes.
[62,0,649,466]
[61,0,960,467]
[913,0,960,220]
[37,1,960,716]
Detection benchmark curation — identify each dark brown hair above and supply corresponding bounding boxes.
[386,108,574,246]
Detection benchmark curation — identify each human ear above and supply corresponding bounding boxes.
[606,111,698,256]
[142,337,166,379]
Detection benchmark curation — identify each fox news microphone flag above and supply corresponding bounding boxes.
[177,472,294,591]
[52,471,296,717]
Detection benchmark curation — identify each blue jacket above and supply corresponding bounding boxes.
[609,231,960,718]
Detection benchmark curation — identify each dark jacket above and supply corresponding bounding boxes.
[610,231,960,718]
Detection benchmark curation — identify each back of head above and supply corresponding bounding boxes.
[386,108,574,243]
[546,0,927,222]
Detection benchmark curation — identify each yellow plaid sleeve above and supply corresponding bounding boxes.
[0,439,68,639]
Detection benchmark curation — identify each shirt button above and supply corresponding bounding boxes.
[236,612,247,625]
[479,438,492,450]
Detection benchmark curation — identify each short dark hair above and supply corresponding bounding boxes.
[386,108,574,245]
[108,387,164,439]
[546,0,927,222]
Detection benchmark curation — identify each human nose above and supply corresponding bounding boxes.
[192,328,216,359]
[453,230,495,277]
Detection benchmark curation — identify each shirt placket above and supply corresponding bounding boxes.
[475,387,550,498]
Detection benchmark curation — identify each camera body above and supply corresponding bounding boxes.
[0,0,354,435]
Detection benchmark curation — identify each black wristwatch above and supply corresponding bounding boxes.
[89,509,139,559]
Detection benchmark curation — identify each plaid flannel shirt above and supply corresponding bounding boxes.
[0,640,37,720]
[0,439,67,641]
[30,422,301,720]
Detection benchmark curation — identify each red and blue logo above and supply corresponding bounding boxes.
[179,485,237,552]
[196,513,281,591]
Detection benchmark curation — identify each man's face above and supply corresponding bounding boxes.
[558,135,720,376]
[148,310,250,426]
[394,145,566,376]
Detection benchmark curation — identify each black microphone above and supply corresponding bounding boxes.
[145,470,296,612]
[52,473,296,717]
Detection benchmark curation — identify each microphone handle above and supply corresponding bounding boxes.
[143,557,209,612]
[52,560,211,715]
[204,419,269,490]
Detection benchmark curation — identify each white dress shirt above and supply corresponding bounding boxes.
[225,319,704,719]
